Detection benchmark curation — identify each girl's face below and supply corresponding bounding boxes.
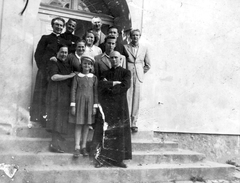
[81,59,93,73]
[76,42,86,55]
[57,46,68,61]
[85,33,95,46]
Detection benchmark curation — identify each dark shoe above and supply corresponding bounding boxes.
[73,149,81,158]
[115,162,127,168]
[131,126,138,133]
[94,162,104,168]
[49,144,64,153]
[81,148,89,156]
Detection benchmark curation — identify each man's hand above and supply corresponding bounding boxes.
[50,56,57,62]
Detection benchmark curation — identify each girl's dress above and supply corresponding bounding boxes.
[70,73,98,125]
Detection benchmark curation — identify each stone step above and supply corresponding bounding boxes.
[0,149,205,167]
[0,162,234,183]
[14,126,154,140]
[0,135,178,153]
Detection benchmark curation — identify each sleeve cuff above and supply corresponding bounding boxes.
[70,102,76,107]
[93,104,99,108]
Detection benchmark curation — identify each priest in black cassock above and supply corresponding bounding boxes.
[94,51,132,168]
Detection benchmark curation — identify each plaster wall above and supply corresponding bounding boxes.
[0,0,41,131]
[127,0,240,134]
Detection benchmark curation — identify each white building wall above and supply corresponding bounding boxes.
[128,0,240,134]
[0,0,41,130]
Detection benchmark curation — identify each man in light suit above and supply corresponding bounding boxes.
[94,36,126,79]
[124,29,151,132]
[91,17,106,46]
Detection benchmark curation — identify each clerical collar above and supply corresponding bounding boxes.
[52,32,60,37]
[78,73,94,78]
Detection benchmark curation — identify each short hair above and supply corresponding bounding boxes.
[130,29,141,38]
[82,29,99,45]
[57,43,68,52]
[91,17,102,24]
[51,17,65,27]
[67,18,77,24]
[76,39,87,46]
[104,35,117,43]
[108,26,119,34]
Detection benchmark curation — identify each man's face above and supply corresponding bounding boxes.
[66,20,76,33]
[52,19,64,34]
[108,28,118,38]
[110,52,121,68]
[131,31,141,44]
[105,39,116,53]
[92,20,102,31]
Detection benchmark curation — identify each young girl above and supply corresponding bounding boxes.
[70,54,98,157]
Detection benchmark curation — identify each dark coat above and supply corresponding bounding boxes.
[60,32,80,54]
[95,66,132,163]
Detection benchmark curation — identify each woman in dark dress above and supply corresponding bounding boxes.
[46,44,76,153]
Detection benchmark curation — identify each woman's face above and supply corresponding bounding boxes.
[57,46,68,61]
[85,33,95,46]
[76,42,86,55]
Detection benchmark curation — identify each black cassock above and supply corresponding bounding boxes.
[93,66,132,165]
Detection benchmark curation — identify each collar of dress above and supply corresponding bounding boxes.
[78,73,94,78]
[75,52,81,60]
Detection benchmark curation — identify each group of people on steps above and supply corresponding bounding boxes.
[30,16,150,168]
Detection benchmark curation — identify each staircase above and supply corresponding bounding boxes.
[0,125,234,183]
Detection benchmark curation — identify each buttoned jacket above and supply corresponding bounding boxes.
[124,43,150,83]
